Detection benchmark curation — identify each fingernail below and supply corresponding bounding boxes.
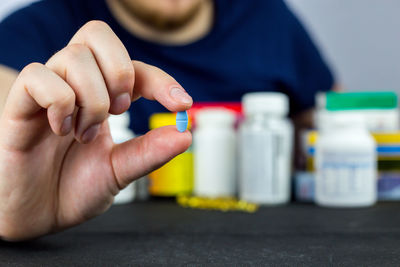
[110,93,131,113]
[82,123,101,143]
[170,87,192,105]
[61,115,72,135]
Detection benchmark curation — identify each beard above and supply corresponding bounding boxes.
[119,0,204,32]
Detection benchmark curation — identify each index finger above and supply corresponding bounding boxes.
[132,60,193,111]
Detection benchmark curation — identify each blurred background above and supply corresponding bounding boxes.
[0,0,37,21]
[0,1,399,208]
[2,0,399,92]
[285,0,400,93]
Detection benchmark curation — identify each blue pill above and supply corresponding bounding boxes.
[176,111,188,132]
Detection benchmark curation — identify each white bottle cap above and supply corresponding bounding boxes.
[196,108,236,128]
[242,92,289,116]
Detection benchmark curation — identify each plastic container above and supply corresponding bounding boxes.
[304,130,400,172]
[109,112,136,204]
[315,114,377,207]
[148,113,193,196]
[194,108,236,197]
[315,91,399,132]
[239,92,293,204]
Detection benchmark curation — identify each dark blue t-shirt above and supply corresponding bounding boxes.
[0,0,333,134]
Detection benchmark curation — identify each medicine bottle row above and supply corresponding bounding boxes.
[194,92,293,205]
[109,92,379,208]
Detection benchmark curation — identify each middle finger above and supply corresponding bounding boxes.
[46,44,110,143]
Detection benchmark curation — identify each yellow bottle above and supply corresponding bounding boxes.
[148,113,193,196]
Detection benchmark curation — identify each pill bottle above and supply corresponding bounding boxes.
[315,91,399,132]
[315,114,377,207]
[194,108,236,197]
[148,113,193,196]
[109,112,136,204]
[239,92,293,205]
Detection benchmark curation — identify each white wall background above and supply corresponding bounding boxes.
[285,0,400,93]
[0,0,38,22]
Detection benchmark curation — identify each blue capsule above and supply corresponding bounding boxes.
[176,111,188,132]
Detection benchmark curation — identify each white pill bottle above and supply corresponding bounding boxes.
[239,92,293,204]
[194,108,236,197]
[315,114,377,207]
[109,112,136,204]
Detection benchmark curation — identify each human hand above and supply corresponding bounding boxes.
[0,21,192,241]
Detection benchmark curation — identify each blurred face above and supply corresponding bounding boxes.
[118,0,204,31]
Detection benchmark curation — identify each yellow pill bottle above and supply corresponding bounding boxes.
[148,113,193,196]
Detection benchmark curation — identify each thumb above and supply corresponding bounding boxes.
[111,126,192,189]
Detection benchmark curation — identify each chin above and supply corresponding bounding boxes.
[122,0,204,31]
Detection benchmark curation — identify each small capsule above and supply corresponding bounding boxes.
[176,111,188,132]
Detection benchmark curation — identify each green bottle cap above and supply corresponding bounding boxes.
[325,92,398,111]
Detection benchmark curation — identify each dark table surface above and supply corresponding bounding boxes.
[1,200,400,266]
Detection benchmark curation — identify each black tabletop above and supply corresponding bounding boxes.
[1,200,400,266]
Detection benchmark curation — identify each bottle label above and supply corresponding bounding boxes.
[317,152,375,197]
[240,130,290,202]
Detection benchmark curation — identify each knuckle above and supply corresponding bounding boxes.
[20,62,44,77]
[82,20,111,33]
[54,90,76,110]
[87,99,110,116]
[110,66,135,91]
[63,44,92,62]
